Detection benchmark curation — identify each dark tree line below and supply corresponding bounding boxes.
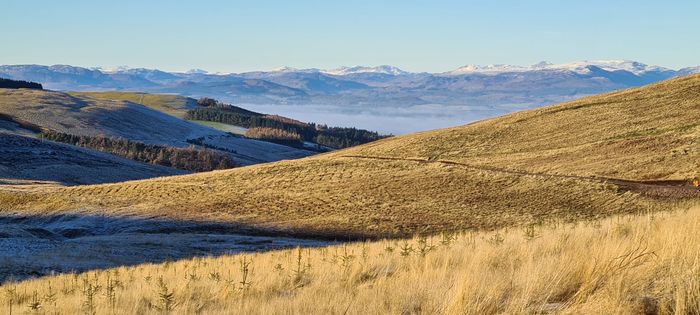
[186,97,388,149]
[185,107,317,139]
[245,127,304,148]
[39,130,236,172]
[0,78,43,89]
[314,125,386,149]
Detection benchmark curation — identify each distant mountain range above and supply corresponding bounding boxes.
[1,60,698,108]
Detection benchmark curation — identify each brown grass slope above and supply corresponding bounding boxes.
[67,91,197,118]
[0,89,209,146]
[2,75,699,238]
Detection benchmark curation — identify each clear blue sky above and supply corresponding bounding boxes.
[2,0,698,73]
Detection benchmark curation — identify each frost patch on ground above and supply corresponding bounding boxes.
[0,214,332,282]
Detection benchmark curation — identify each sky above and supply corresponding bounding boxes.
[1,0,699,73]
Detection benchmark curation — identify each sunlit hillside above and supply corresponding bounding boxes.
[2,75,699,239]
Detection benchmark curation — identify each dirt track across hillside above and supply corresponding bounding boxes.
[342,155,700,199]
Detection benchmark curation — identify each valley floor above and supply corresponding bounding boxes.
[2,204,699,314]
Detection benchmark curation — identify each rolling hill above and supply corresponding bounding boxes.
[66,91,386,149]
[67,91,197,118]
[0,89,314,165]
[0,132,184,185]
[1,75,699,239]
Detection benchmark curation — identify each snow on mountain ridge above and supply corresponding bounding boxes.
[678,66,700,76]
[322,65,408,76]
[445,60,673,76]
[52,60,678,78]
[447,64,530,74]
[554,60,672,75]
[261,65,407,76]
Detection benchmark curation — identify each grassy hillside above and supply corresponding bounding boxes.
[2,205,698,314]
[68,91,196,118]
[70,92,385,149]
[2,75,699,238]
[0,89,212,146]
[0,133,184,185]
[0,89,314,165]
[68,92,246,133]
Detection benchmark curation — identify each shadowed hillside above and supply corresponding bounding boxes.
[2,75,699,239]
[0,133,184,185]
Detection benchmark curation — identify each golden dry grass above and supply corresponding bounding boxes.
[0,157,678,239]
[3,204,700,314]
[2,75,699,238]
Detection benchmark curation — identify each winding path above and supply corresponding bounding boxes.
[341,154,700,199]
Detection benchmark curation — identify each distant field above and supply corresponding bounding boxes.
[69,92,248,134]
[3,75,700,239]
[68,91,196,118]
[190,120,248,135]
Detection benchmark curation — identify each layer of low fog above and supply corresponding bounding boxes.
[240,103,534,135]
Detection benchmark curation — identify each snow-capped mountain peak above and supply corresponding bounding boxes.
[268,66,320,74]
[186,68,209,74]
[93,65,132,73]
[447,64,529,75]
[323,65,408,76]
[445,60,673,76]
[550,60,672,75]
[271,66,300,72]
